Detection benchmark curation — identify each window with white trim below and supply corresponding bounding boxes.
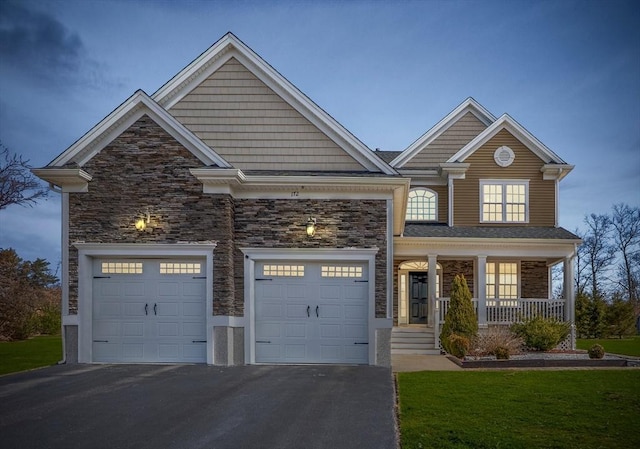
[101,262,143,274]
[406,188,437,221]
[321,265,363,278]
[486,262,519,301]
[160,262,201,274]
[480,180,528,223]
[263,265,305,277]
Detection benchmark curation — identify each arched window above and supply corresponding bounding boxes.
[405,188,437,221]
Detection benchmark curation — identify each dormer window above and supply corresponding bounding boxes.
[480,180,529,223]
[406,188,437,221]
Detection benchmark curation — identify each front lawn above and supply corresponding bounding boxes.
[397,370,640,449]
[0,335,62,376]
[577,335,640,357]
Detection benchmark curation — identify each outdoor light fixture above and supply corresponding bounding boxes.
[306,217,317,237]
[135,210,151,232]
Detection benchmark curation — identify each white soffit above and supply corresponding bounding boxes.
[152,32,396,175]
[47,91,231,169]
[448,114,568,165]
[390,98,496,168]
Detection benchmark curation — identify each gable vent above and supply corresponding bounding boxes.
[494,146,515,167]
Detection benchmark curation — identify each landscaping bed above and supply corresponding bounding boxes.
[448,350,634,368]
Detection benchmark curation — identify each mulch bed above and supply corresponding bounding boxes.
[448,352,633,369]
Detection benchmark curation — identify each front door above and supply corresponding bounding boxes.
[409,272,428,324]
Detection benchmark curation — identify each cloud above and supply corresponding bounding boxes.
[0,1,116,89]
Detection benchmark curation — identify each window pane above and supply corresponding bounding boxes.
[481,182,526,222]
[406,188,437,221]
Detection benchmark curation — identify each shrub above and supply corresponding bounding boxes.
[588,344,605,359]
[605,293,636,338]
[447,333,470,358]
[494,346,510,360]
[511,316,571,351]
[470,326,523,359]
[440,275,478,357]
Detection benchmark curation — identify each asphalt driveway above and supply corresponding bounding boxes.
[0,363,397,449]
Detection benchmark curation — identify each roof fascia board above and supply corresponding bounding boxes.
[49,91,231,168]
[449,114,567,164]
[31,168,92,192]
[190,169,409,190]
[541,163,574,181]
[390,98,496,168]
[153,33,396,175]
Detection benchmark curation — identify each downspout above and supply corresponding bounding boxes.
[49,182,68,365]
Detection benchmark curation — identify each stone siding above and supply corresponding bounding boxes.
[234,199,388,317]
[440,260,475,297]
[67,115,389,319]
[521,261,549,298]
[67,115,234,314]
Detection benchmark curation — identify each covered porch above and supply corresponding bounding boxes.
[391,228,580,353]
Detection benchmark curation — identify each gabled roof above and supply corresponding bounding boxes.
[390,97,496,168]
[47,90,231,168]
[152,32,396,175]
[448,113,568,165]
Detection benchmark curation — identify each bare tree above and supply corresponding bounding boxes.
[0,143,48,210]
[582,213,616,299]
[611,203,640,305]
[574,228,590,296]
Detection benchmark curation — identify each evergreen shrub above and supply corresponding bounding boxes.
[440,275,478,357]
[511,316,570,351]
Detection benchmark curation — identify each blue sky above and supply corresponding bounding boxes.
[0,0,638,267]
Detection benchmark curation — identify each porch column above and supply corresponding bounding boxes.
[427,254,438,327]
[563,255,576,350]
[476,255,488,327]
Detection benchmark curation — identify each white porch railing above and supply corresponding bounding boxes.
[436,298,565,326]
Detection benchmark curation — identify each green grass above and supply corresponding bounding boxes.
[0,335,62,376]
[397,370,640,449]
[577,335,640,357]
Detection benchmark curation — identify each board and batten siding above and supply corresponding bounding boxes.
[169,58,365,171]
[453,129,556,226]
[403,112,487,168]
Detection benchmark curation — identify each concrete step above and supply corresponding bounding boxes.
[391,348,442,355]
[391,338,435,345]
[391,328,439,354]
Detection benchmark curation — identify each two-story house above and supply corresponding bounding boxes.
[34,33,580,367]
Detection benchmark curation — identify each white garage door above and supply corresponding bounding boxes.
[255,262,369,364]
[92,259,207,363]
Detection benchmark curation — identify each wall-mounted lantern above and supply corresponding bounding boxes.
[135,209,151,232]
[306,217,317,237]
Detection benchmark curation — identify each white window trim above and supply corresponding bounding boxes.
[479,179,529,224]
[405,187,438,222]
[485,261,521,301]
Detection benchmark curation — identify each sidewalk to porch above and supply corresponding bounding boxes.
[391,354,462,372]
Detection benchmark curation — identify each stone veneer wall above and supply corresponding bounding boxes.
[67,115,234,314]
[520,261,549,298]
[233,199,388,317]
[440,260,475,297]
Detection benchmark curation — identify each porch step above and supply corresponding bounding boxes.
[391,327,440,355]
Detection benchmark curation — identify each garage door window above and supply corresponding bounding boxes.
[101,262,143,274]
[263,265,305,277]
[321,265,363,278]
[160,262,202,274]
